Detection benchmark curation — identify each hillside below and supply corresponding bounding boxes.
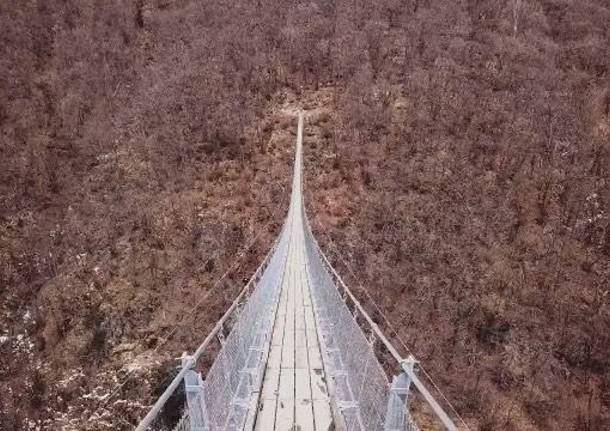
[1,1,609,430]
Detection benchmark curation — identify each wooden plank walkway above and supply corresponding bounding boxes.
[253,114,333,431]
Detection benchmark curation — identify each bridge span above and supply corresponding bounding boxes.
[134,113,461,431]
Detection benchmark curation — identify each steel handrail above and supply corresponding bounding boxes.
[134,230,283,431]
[302,208,458,431]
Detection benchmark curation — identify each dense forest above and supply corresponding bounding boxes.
[1,1,609,430]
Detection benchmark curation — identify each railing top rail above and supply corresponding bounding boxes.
[302,207,459,431]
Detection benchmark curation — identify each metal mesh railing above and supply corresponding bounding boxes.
[302,202,459,431]
[134,223,291,431]
[202,225,290,430]
[303,215,390,431]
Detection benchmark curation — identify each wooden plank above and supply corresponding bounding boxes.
[284,318,296,332]
[295,347,309,369]
[277,369,295,400]
[296,314,308,330]
[295,398,315,431]
[304,308,316,329]
[313,400,334,431]
[275,399,294,430]
[267,344,282,369]
[260,367,280,398]
[311,369,329,400]
[295,330,307,348]
[307,347,323,370]
[295,368,312,399]
[280,333,295,368]
[305,329,319,345]
[271,326,284,346]
[254,398,277,431]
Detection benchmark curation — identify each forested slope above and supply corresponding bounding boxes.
[1,1,609,430]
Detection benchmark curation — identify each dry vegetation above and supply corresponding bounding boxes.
[1,1,609,430]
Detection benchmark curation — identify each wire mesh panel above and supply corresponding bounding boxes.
[202,227,290,430]
[303,219,390,431]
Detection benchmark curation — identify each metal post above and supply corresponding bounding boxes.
[216,323,226,346]
[182,355,210,431]
[384,358,414,431]
[400,357,458,431]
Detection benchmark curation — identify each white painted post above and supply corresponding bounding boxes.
[183,362,210,431]
[384,359,414,431]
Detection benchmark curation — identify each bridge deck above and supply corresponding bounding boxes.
[253,114,333,430]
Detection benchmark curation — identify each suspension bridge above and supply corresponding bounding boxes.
[134,113,462,431]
